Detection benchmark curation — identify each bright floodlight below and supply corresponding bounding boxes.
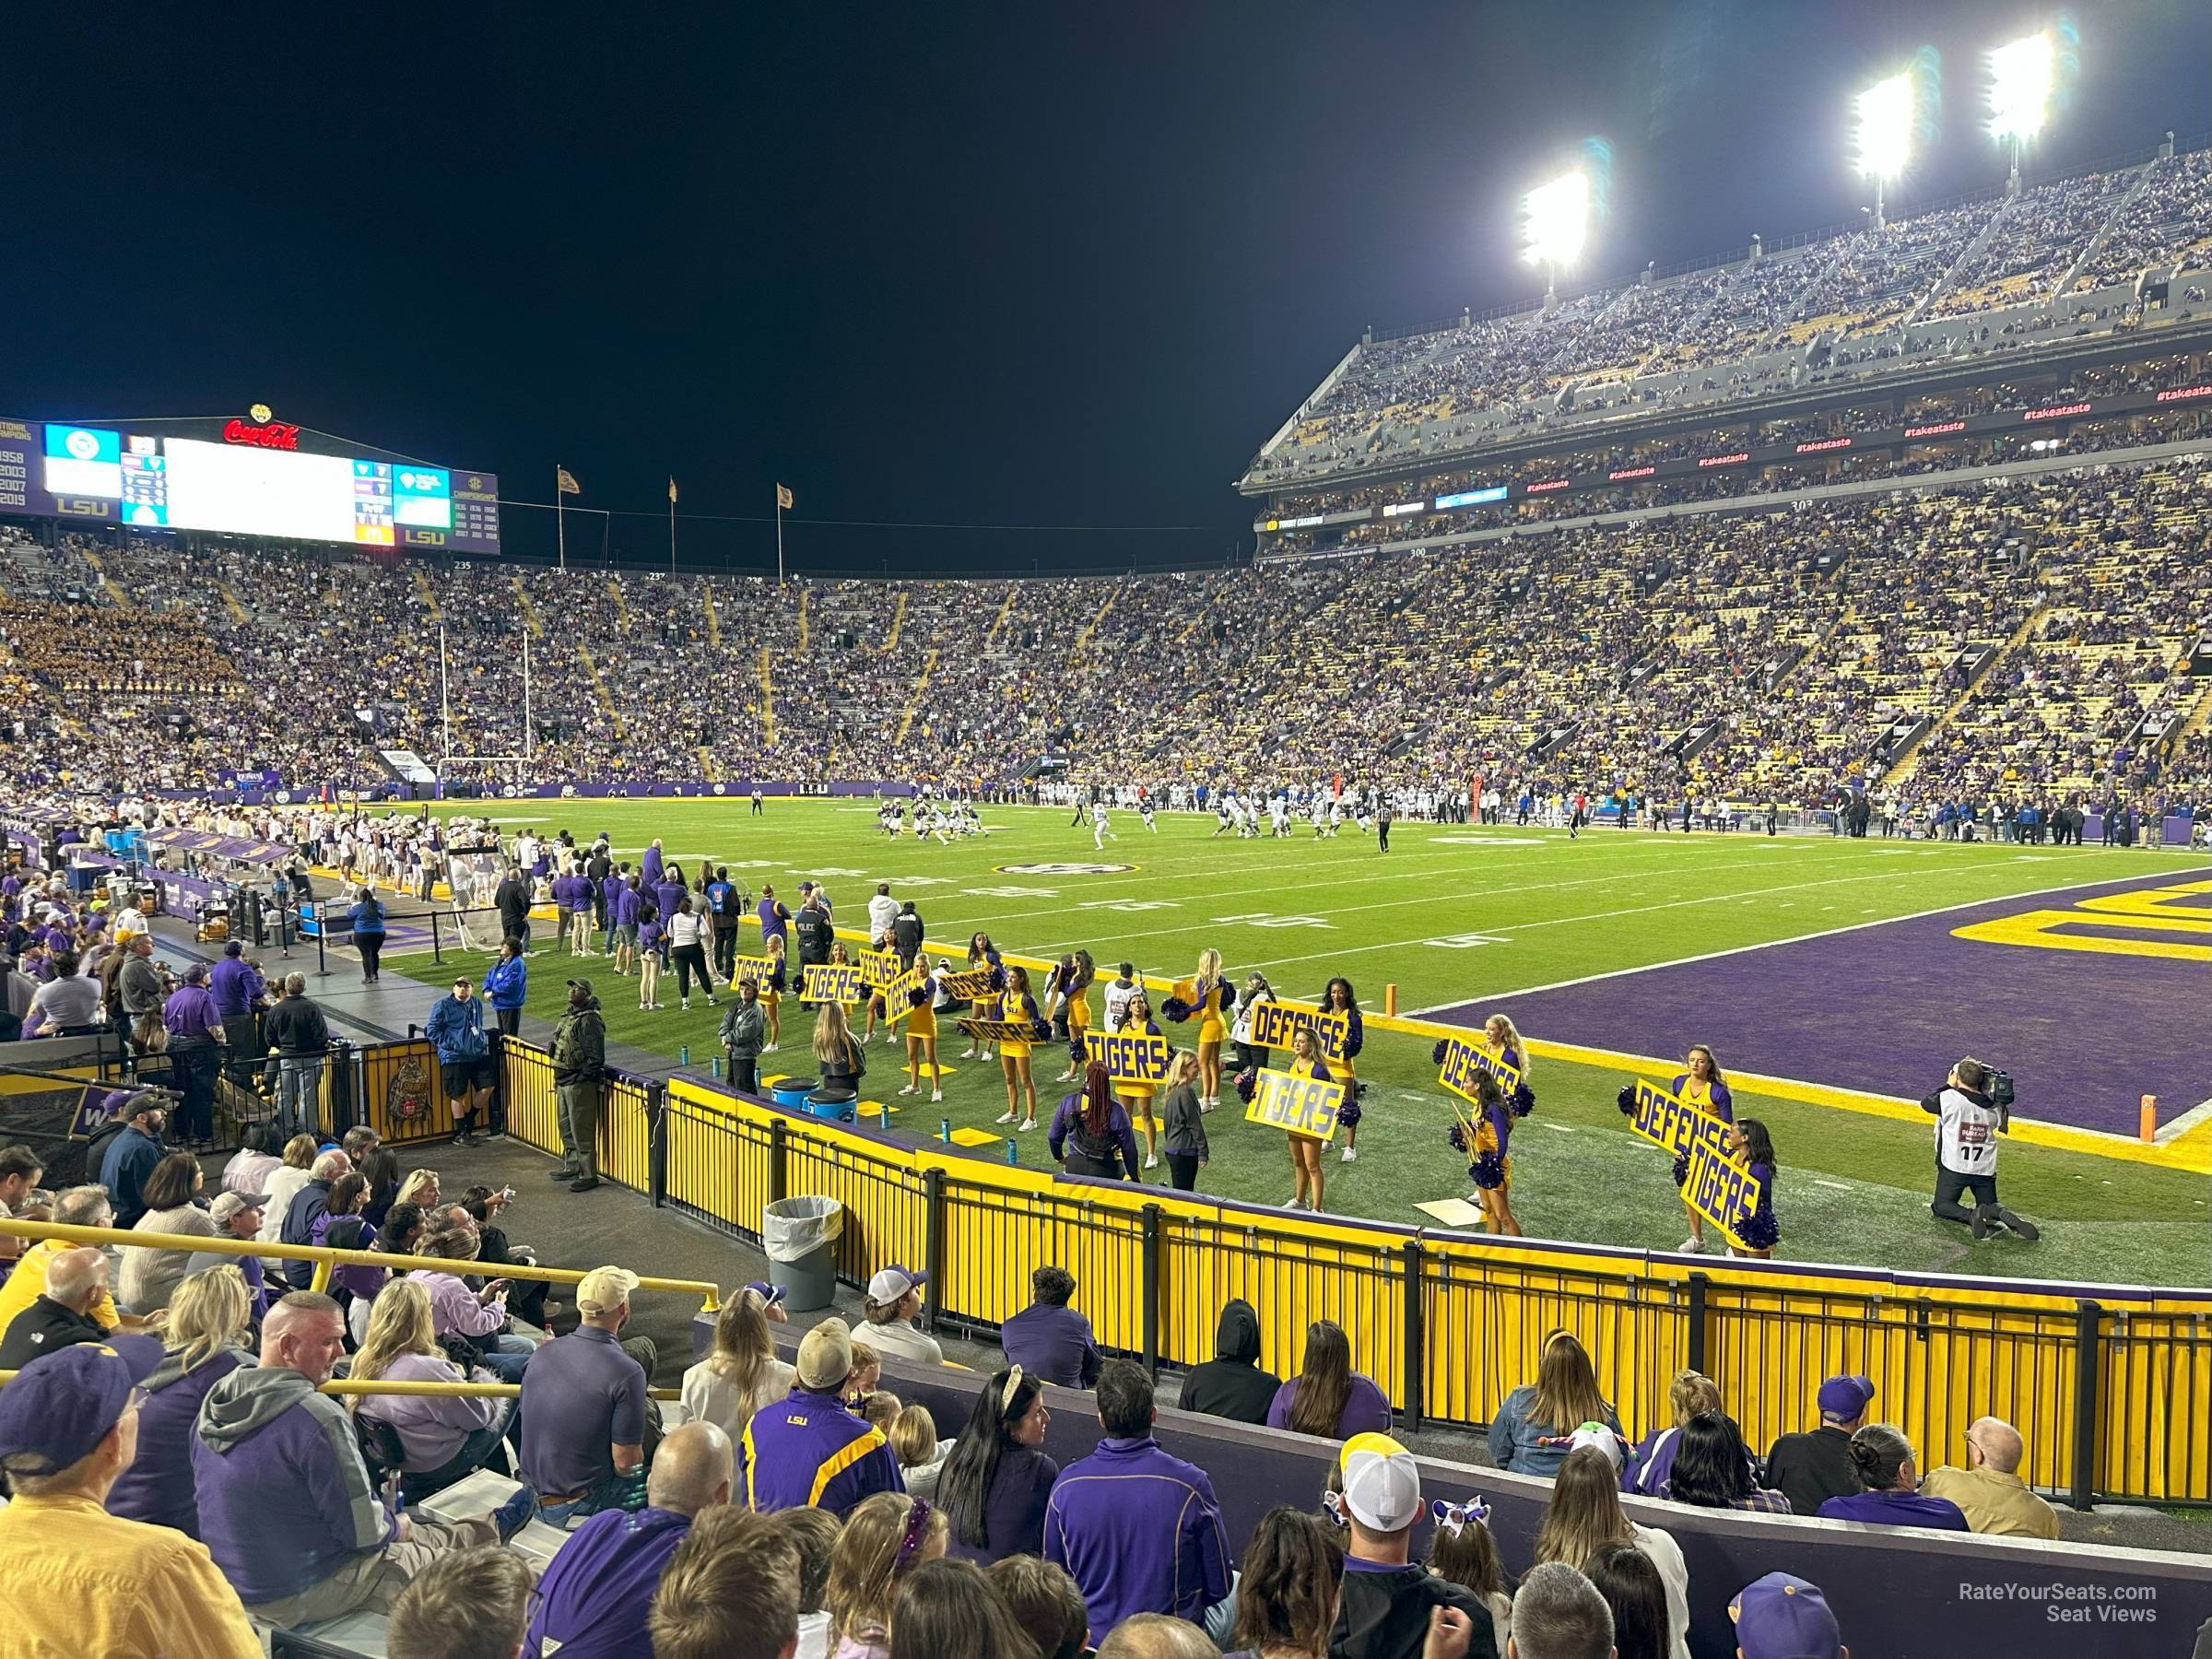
[1854,71,1914,180]
[1988,31,2053,142]
[1523,171,1589,271]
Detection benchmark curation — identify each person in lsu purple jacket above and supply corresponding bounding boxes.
[998,1265,1102,1391]
[1815,1424,1968,1531]
[1042,1360,1229,1636]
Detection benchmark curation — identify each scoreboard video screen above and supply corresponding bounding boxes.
[0,416,500,553]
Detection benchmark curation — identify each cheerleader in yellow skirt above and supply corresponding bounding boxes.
[994,965,1043,1132]
[898,957,946,1103]
[1112,990,1165,1171]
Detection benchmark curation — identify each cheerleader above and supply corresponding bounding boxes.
[1725,1117,1779,1260]
[1280,1024,1335,1213]
[760,933,788,1051]
[1675,1044,1734,1252]
[898,957,947,1101]
[993,965,1044,1131]
[1111,990,1165,1170]
[1448,1071,1522,1237]
[959,933,1004,1062]
[1048,949,1095,1084]
[1229,971,1276,1083]
[1180,948,1230,1112]
[1480,1014,1537,1115]
[1321,977,1366,1163]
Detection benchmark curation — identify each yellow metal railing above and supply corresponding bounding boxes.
[0,1218,720,1313]
[0,1371,679,1403]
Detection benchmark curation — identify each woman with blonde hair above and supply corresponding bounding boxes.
[680,1285,796,1441]
[815,1001,868,1098]
[350,1277,512,1500]
[106,1265,254,1538]
[255,1132,324,1244]
[1532,1445,1689,1659]
[1629,1369,1724,1497]
[1488,1330,1623,1476]
[826,1490,950,1659]
[1182,947,1230,1112]
[394,1167,442,1211]
[1157,1049,1208,1192]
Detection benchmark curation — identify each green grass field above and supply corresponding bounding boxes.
[383,800,2210,1288]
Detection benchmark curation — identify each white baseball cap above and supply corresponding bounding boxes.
[1340,1432,1422,1532]
[866,1265,927,1305]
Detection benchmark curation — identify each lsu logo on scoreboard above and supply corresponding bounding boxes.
[1243,1067,1346,1143]
[1247,1000,1348,1060]
[1091,1030,1171,1085]
[797,964,865,1004]
[1435,1033,1522,1107]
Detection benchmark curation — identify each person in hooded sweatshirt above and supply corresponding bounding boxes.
[1177,1300,1281,1426]
[194,1291,530,1623]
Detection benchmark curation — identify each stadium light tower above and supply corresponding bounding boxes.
[1988,30,2054,194]
[1854,70,1915,229]
[1522,169,1589,300]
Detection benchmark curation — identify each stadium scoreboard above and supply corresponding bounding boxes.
[0,414,500,552]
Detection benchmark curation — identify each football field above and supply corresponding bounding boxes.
[383,799,2211,1288]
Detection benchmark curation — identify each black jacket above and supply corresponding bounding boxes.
[1178,1299,1280,1426]
[817,1035,866,1094]
[493,876,531,932]
[794,906,835,964]
[0,1295,107,1371]
[261,994,330,1058]
[891,912,925,958]
[1332,1561,1498,1659]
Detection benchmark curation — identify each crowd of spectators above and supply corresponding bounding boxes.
[3,447,2206,821]
[1244,143,2212,490]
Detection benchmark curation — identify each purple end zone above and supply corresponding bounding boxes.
[1430,866,2212,1136]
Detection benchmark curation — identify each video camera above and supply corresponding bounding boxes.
[1987,1067,2014,1131]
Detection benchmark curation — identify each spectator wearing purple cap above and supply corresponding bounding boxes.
[1730,1572,1848,1659]
[864,1264,944,1365]
[1815,1424,1969,1531]
[0,1334,262,1658]
[1763,1374,1873,1520]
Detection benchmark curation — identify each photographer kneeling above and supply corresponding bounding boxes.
[1923,1058,2040,1241]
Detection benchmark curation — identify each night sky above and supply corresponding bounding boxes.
[6,4,2207,574]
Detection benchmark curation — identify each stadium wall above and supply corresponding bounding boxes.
[480,1036,2212,1506]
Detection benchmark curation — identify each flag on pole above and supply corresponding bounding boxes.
[557,467,582,496]
[775,483,794,511]
[668,477,678,503]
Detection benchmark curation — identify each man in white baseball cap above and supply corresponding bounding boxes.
[1330,1433,1494,1659]
[861,1264,943,1366]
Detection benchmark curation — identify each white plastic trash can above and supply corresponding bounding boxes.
[763,1195,842,1312]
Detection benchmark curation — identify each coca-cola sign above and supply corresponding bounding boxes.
[223,417,300,451]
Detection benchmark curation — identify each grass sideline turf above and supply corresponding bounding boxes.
[376,799,2211,1289]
